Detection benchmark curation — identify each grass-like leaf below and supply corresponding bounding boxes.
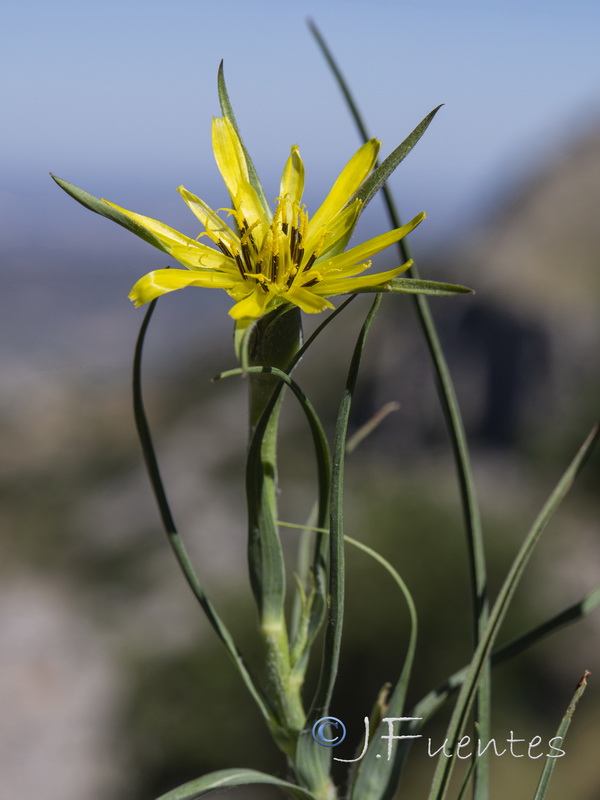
[387,581,600,782]
[155,767,318,800]
[295,296,383,793]
[132,300,276,734]
[309,23,489,796]
[309,296,382,715]
[426,424,599,800]
[348,540,418,800]
[351,106,443,213]
[215,365,331,564]
[407,582,600,729]
[351,277,473,296]
[217,361,331,763]
[533,671,590,800]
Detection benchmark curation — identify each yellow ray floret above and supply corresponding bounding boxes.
[111,116,425,319]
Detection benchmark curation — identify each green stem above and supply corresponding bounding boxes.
[242,307,306,746]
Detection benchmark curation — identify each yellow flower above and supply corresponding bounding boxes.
[111,118,425,319]
[56,117,425,320]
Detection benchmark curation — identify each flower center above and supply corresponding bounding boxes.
[224,198,323,294]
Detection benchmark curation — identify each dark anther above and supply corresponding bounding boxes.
[303,253,317,272]
[234,254,246,278]
[241,242,254,273]
[290,227,298,262]
[217,241,233,258]
[302,276,320,287]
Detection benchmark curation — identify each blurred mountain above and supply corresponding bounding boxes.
[360,128,600,453]
[464,129,600,323]
[1,128,599,799]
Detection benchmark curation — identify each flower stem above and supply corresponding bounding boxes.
[243,306,306,747]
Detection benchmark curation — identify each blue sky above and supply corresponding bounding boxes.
[4,0,599,220]
[1,0,599,369]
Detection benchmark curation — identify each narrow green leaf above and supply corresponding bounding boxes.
[51,174,167,253]
[241,307,303,662]
[289,507,321,650]
[388,580,600,782]
[295,297,383,794]
[533,671,590,800]
[427,424,599,800]
[279,523,418,796]
[351,106,442,213]
[455,758,477,800]
[287,297,357,662]
[217,362,332,788]
[215,365,331,562]
[155,767,318,800]
[233,316,258,373]
[406,582,600,734]
[233,298,355,660]
[217,61,272,219]
[491,583,600,665]
[350,277,474,297]
[307,20,371,144]
[307,296,382,714]
[348,539,418,800]
[132,300,276,733]
[308,22,489,796]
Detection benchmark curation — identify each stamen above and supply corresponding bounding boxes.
[197,231,219,245]
[249,273,270,292]
[240,220,260,273]
[269,214,281,282]
[286,266,298,288]
[298,206,308,242]
[241,241,254,273]
[241,219,260,244]
[302,275,321,288]
[234,253,246,279]
[271,252,279,283]
[293,207,307,267]
[217,241,233,258]
[303,252,318,272]
[290,226,299,264]
[256,232,273,278]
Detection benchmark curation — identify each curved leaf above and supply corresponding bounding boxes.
[133,300,276,732]
[346,538,417,800]
[51,174,168,253]
[155,768,318,800]
[427,424,599,800]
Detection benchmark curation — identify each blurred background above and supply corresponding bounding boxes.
[1,1,599,798]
